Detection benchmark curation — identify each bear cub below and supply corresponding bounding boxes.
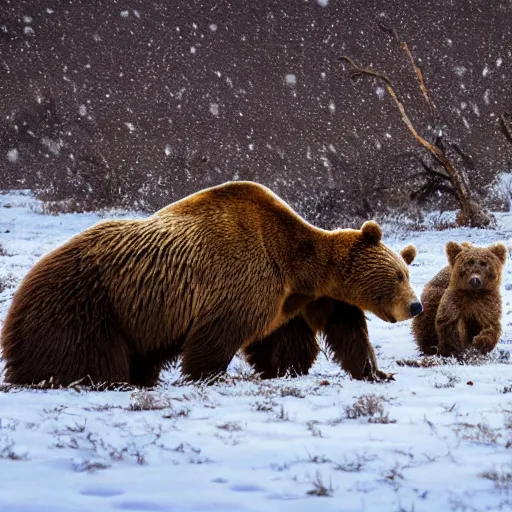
[412,241,506,357]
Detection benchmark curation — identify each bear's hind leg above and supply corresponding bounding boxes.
[3,322,132,387]
[243,316,319,379]
[319,300,391,382]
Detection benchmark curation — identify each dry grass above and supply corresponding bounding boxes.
[396,356,447,368]
[480,467,512,490]
[0,273,17,294]
[344,394,396,424]
[433,371,460,389]
[454,422,502,446]
[0,435,28,461]
[306,471,334,497]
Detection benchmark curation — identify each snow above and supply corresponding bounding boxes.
[209,103,219,117]
[285,74,297,86]
[375,87,385,99]
[6,149,19,163]
[1,190,512,511]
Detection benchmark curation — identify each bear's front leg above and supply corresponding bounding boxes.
[472,324,501,355]
[181,317,251,382]
[313,299,393,382]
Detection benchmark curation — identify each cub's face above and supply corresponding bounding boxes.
[334,221,422,323]
[446,241,507,292]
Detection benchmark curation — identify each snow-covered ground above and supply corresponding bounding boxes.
[1,190,512,512]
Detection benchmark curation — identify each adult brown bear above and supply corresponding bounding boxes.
[1,181,421,387]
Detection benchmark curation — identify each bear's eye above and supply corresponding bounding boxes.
[479,260,487,267]
[376,294,384,303]
[467,259,475,265]
[396,271,404,282]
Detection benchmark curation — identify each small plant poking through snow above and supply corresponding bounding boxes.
[0,273,17,294]
[306,471,334,497]
[0,435,28,461]
[455,422,502,446]
[217,422,243,432]
[128,390,172,411]
[345,394,396,424]
[433,371,460,388]
[480,467,512,490]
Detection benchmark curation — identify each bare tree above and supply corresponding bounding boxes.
[340,28,494,228]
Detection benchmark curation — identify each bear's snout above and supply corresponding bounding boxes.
[470,276,482,289]
[409,301,423,317]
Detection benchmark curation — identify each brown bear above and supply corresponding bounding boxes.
[1,181,421,387]
[412,241,506,357]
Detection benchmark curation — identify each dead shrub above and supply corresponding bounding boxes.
[480,467,512,490]
[345,394,396,424]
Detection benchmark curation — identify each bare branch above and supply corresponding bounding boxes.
[377,23,436,113]
[500,113,512,145]
[401,42,436,113]
[377,22,399,43]
[418,158,451,181]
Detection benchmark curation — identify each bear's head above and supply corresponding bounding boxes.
[446,241,507,292]
[330,221,422,323]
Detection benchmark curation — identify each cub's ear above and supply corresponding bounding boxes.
[446,241,463,266]
[361,220,382,245]
[489,242,507,265]
[400,244,417,265]
[461,241,473,249]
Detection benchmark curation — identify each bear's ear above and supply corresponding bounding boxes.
[461,241,473,249]
[446,241,463,266]
[400,244,417,265]
[361,220,382,245]
[489,242,507,265]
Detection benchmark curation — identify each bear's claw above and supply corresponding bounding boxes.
[365,369,395,383]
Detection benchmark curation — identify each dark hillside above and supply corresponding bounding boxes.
[1,0,511,224]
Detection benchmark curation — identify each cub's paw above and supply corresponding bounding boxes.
[472,335,497,355]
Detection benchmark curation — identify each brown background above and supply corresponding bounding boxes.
[1,0,511,225]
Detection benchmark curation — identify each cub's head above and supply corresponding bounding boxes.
[446,241,507,292]
[331,221,422,323]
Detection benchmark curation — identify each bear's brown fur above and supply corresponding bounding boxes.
[412,241,506,357]
[1,181,421,387]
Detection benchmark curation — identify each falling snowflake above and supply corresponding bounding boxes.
[7,148,19,163]
[285,74,296,86]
